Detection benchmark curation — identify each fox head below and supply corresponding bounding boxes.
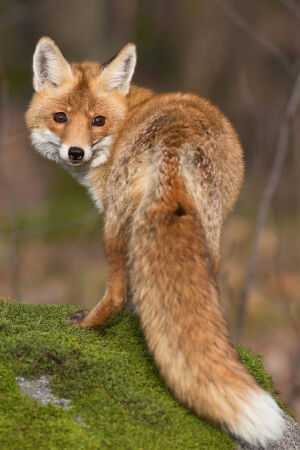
[25,37,136,177]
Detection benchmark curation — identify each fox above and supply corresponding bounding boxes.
[25,37,285,448]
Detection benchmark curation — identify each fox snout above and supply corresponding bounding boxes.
[68,146,85,162]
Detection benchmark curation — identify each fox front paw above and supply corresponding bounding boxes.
[68,310,90,327]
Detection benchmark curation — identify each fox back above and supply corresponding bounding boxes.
[95,92,285,448]
[95,92,244,273]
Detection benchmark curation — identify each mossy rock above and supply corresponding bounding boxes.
[0,299,289,449]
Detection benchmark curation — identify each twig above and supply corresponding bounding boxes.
[272,225,300,408]
[235,71,300,343]
[0,58,21,300]
[239,71,264,175]
[278,0,300,22]
[287,347,300,406]
[215,0,296,75]
[272,224,300,339]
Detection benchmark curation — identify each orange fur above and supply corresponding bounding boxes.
[86,92,284,446]
[25,61,146,156]
[83,92,250,423]
[26,38,284,447]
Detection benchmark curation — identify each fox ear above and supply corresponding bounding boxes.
[99,44,136,95]
[33,37,73,91]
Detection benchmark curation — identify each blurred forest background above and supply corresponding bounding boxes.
[0,0,299,419]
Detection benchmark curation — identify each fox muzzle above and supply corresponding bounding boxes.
[68,146,84,161]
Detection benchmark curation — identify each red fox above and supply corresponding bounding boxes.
[26,37,285,448]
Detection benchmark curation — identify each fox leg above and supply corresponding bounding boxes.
[69,232,127,329]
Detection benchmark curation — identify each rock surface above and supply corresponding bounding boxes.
[16,373,300,449]
[1,300,299,449]
[236,411,300,449]
[17,375,71,408]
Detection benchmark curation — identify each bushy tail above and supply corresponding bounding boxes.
[128,149,285,448]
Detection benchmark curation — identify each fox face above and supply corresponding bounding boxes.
[26,37,136,182]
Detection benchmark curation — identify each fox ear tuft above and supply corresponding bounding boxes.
[33,37,73,91]
[99,44,136,94]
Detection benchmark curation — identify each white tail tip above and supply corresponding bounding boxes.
[230,389,285,448]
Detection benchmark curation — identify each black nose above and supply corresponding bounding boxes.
[68,146,84,161]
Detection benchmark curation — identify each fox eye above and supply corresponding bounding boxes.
[53,112,68,123]
[92,115,105,127]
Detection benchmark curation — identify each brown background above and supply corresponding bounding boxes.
[0,0,299,419]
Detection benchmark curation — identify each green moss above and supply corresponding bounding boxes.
[0,300,288,449]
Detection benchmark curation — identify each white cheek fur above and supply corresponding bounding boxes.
[90,135,112,168]
[88,185,103,211]
[31,129,61,161]
[31,129,112,168]
[30,129,112,212]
